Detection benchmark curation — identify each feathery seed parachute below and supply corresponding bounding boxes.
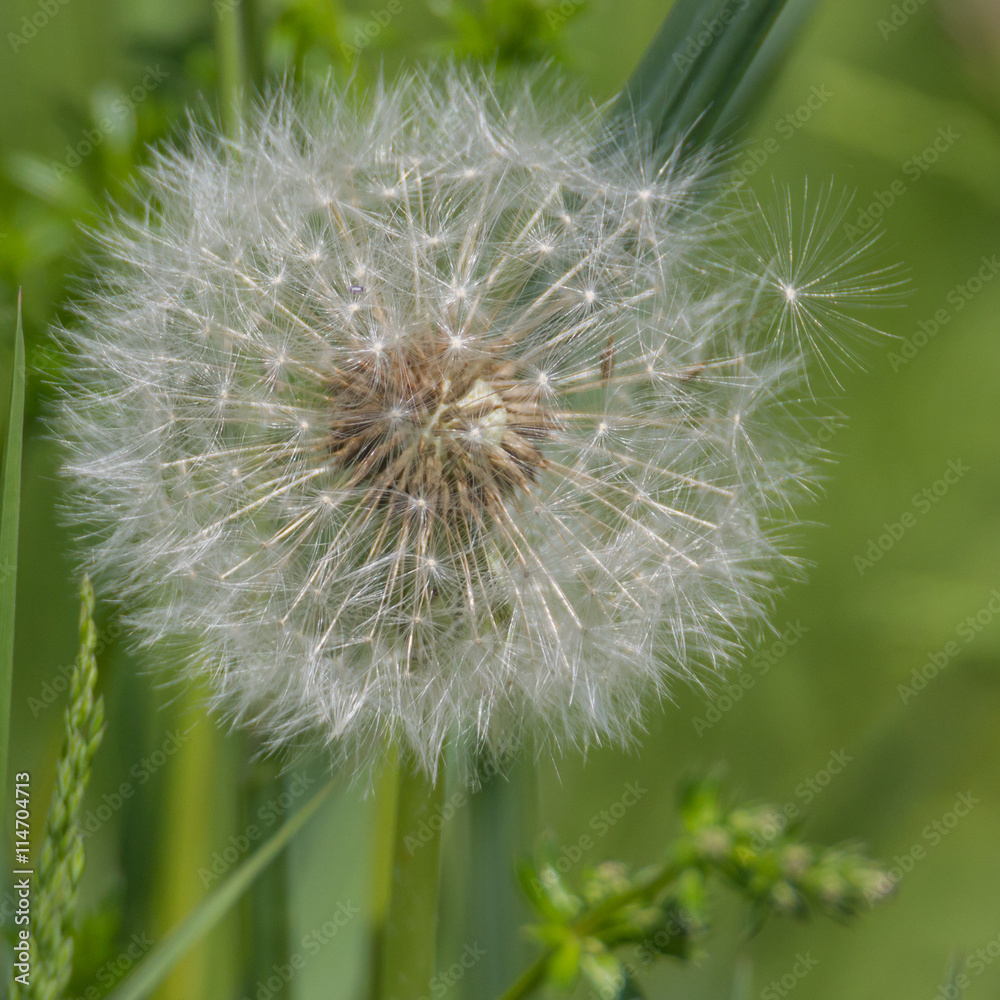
[57,68,877,776]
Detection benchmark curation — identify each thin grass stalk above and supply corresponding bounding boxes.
[0,292,25,838]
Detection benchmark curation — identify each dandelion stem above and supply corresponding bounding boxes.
[371,754,444,1000]
[213,0,246,137]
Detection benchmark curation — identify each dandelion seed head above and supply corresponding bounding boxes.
[55,67,886,780]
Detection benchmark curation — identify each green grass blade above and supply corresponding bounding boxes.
[0,291,25,838]
[105,774,336,1000]
[614,0,728,129]
[713,0,819,127]
[614,0,819,155]
[665,0,814,146]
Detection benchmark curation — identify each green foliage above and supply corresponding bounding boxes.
[2,2,998,998]
[0,40,195,394]
[103,777,334,1000]
[10,578,105,1000]
[614,0,819,156]
[271,0,352,79]
[503,781,893,999]
[426,0,589,64]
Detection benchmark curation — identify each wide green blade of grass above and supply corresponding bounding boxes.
[0,292,25,838]
[614,0,819,155]
[105,774,335,1000]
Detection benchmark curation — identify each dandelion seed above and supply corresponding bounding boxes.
[56,68,885,778]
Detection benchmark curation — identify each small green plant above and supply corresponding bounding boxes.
[499,780,893,999]
[10,578,105,1000]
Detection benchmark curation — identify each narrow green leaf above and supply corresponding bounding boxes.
[713,0,819,128]
[614,0,729,129]
[614,0,819,156]
[0,291,25,838]
[662,0,794,145]
[105,774,335,1000]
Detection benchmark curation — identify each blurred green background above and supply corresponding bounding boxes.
[2,1,1000,998]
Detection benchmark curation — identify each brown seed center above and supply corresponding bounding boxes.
[327,335,552,527]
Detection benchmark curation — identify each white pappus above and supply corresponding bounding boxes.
[55,66,885,777]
